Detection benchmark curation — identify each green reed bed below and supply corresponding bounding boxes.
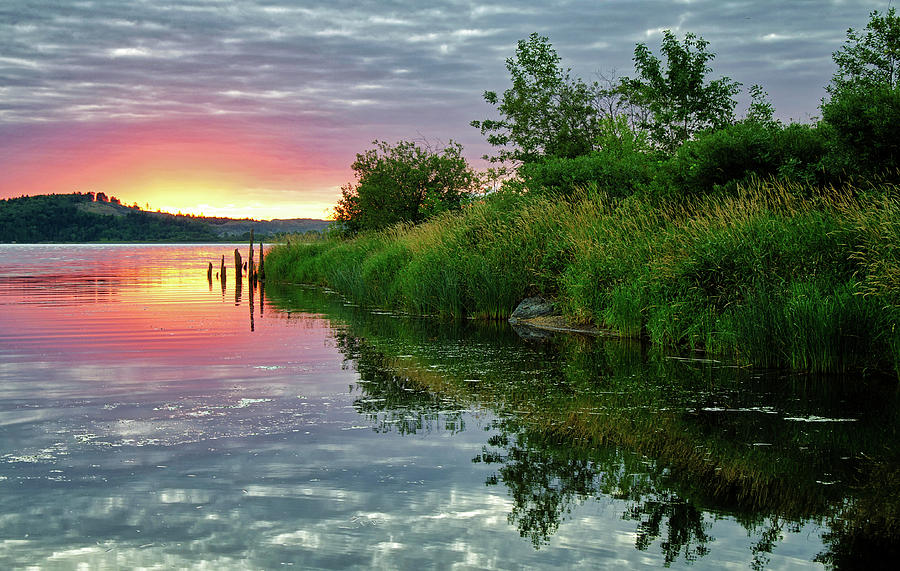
[266,181,899,375]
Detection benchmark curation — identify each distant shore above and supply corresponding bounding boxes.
[0,193,329,243]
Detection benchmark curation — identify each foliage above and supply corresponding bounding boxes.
[620,31,741,153]
[268,181,900,376]
[658,121,778,194]
[519,115,658,197]
[513,114,658,197]
[0,193,219,242]
[657,121,829,195]
[820,8,900,181]
[820,85,900,179]
[518,152,653,198]
[829,7,900,94]
[519,117,829,199]
[333,140,480,235]
[772,123,830,185]
[471,33,604,164]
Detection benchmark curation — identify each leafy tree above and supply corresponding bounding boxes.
[820,86,900,179]
[519,115,657,197]
[0,193,219,242]
[822,8,900,180]
[471,33,603,165]
[333,140,480,234]
[829,7,900,94]
[744,84,778,128]
[620,31,741,153]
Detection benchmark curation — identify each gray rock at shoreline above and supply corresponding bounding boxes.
[509,297,558,323]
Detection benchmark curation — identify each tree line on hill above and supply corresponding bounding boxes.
[0,192,220,242]
[333,8,900,234]
[0,192,330,243]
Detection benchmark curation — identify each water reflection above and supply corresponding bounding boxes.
[1,245,897,568]
[265,282,900,567]
[206,256,264,332]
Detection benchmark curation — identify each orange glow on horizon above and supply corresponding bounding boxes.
[0,119,348,220]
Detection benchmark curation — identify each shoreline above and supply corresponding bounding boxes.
[263,182,900,379]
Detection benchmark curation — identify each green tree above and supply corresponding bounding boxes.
[822,8,900,180]
[820,86,900,179]
[621,31,741,153]
[744,84,778,127]
[471,33,603,165]
[518,114,657,198]
[829,7,900,94]
[333,140,480,234]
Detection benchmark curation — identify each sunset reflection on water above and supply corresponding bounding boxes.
[0,244,839,569]
[0,244,344,397]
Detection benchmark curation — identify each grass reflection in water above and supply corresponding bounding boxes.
[266,282,900,568]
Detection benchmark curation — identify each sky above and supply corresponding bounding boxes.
[0,0,892,220]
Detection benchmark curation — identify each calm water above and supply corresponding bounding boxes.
[0,244,897,569]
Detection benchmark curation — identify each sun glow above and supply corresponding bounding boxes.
[0,119,346,220]
[124,176,338,220]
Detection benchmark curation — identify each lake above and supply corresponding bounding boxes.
[0,244,897,569]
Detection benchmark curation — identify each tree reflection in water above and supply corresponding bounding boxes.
[265,283,900,568]
[474,423,715,561]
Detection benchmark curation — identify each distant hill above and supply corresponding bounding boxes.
[201,216,331,239]
[0,193,331,243]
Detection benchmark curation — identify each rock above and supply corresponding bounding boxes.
[509,296,558,323]
[509,323,559,342]
[509,297,609,341]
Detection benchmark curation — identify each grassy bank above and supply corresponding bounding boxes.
[266,180,900,376]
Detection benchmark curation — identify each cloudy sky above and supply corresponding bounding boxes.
[0,0,890,219]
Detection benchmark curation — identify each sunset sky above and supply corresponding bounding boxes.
[0,0,888,220]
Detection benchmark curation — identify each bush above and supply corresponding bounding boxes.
[656,121,831,196]
[519,115,659,197]
[266,181,900,376]
[821,86,900,181]
[660,121,779,195]
[519,150,656,197]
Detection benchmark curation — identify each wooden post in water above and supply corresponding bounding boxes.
[207,262,212,282]
[234,248,242,279]
[258,241,265,282]
[248,228,255,284]
[249,273,255,332]
[220,255,226,283]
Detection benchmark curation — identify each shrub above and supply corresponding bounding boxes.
[821,86,900,181]
[265,181,899,376]
[519,150,656,197]
[657,121,832,196]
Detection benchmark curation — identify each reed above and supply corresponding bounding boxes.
[266,179,899,375]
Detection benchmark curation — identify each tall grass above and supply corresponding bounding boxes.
[266,181,899,376]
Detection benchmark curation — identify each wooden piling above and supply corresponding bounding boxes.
[258,241,265,282]
[234,248,242,278]
[220,255,226,282]
[249,276,255,332]
[248,228,255,282]
[207,262,212,282]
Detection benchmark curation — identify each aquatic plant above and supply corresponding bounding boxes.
[267,179,899,376]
